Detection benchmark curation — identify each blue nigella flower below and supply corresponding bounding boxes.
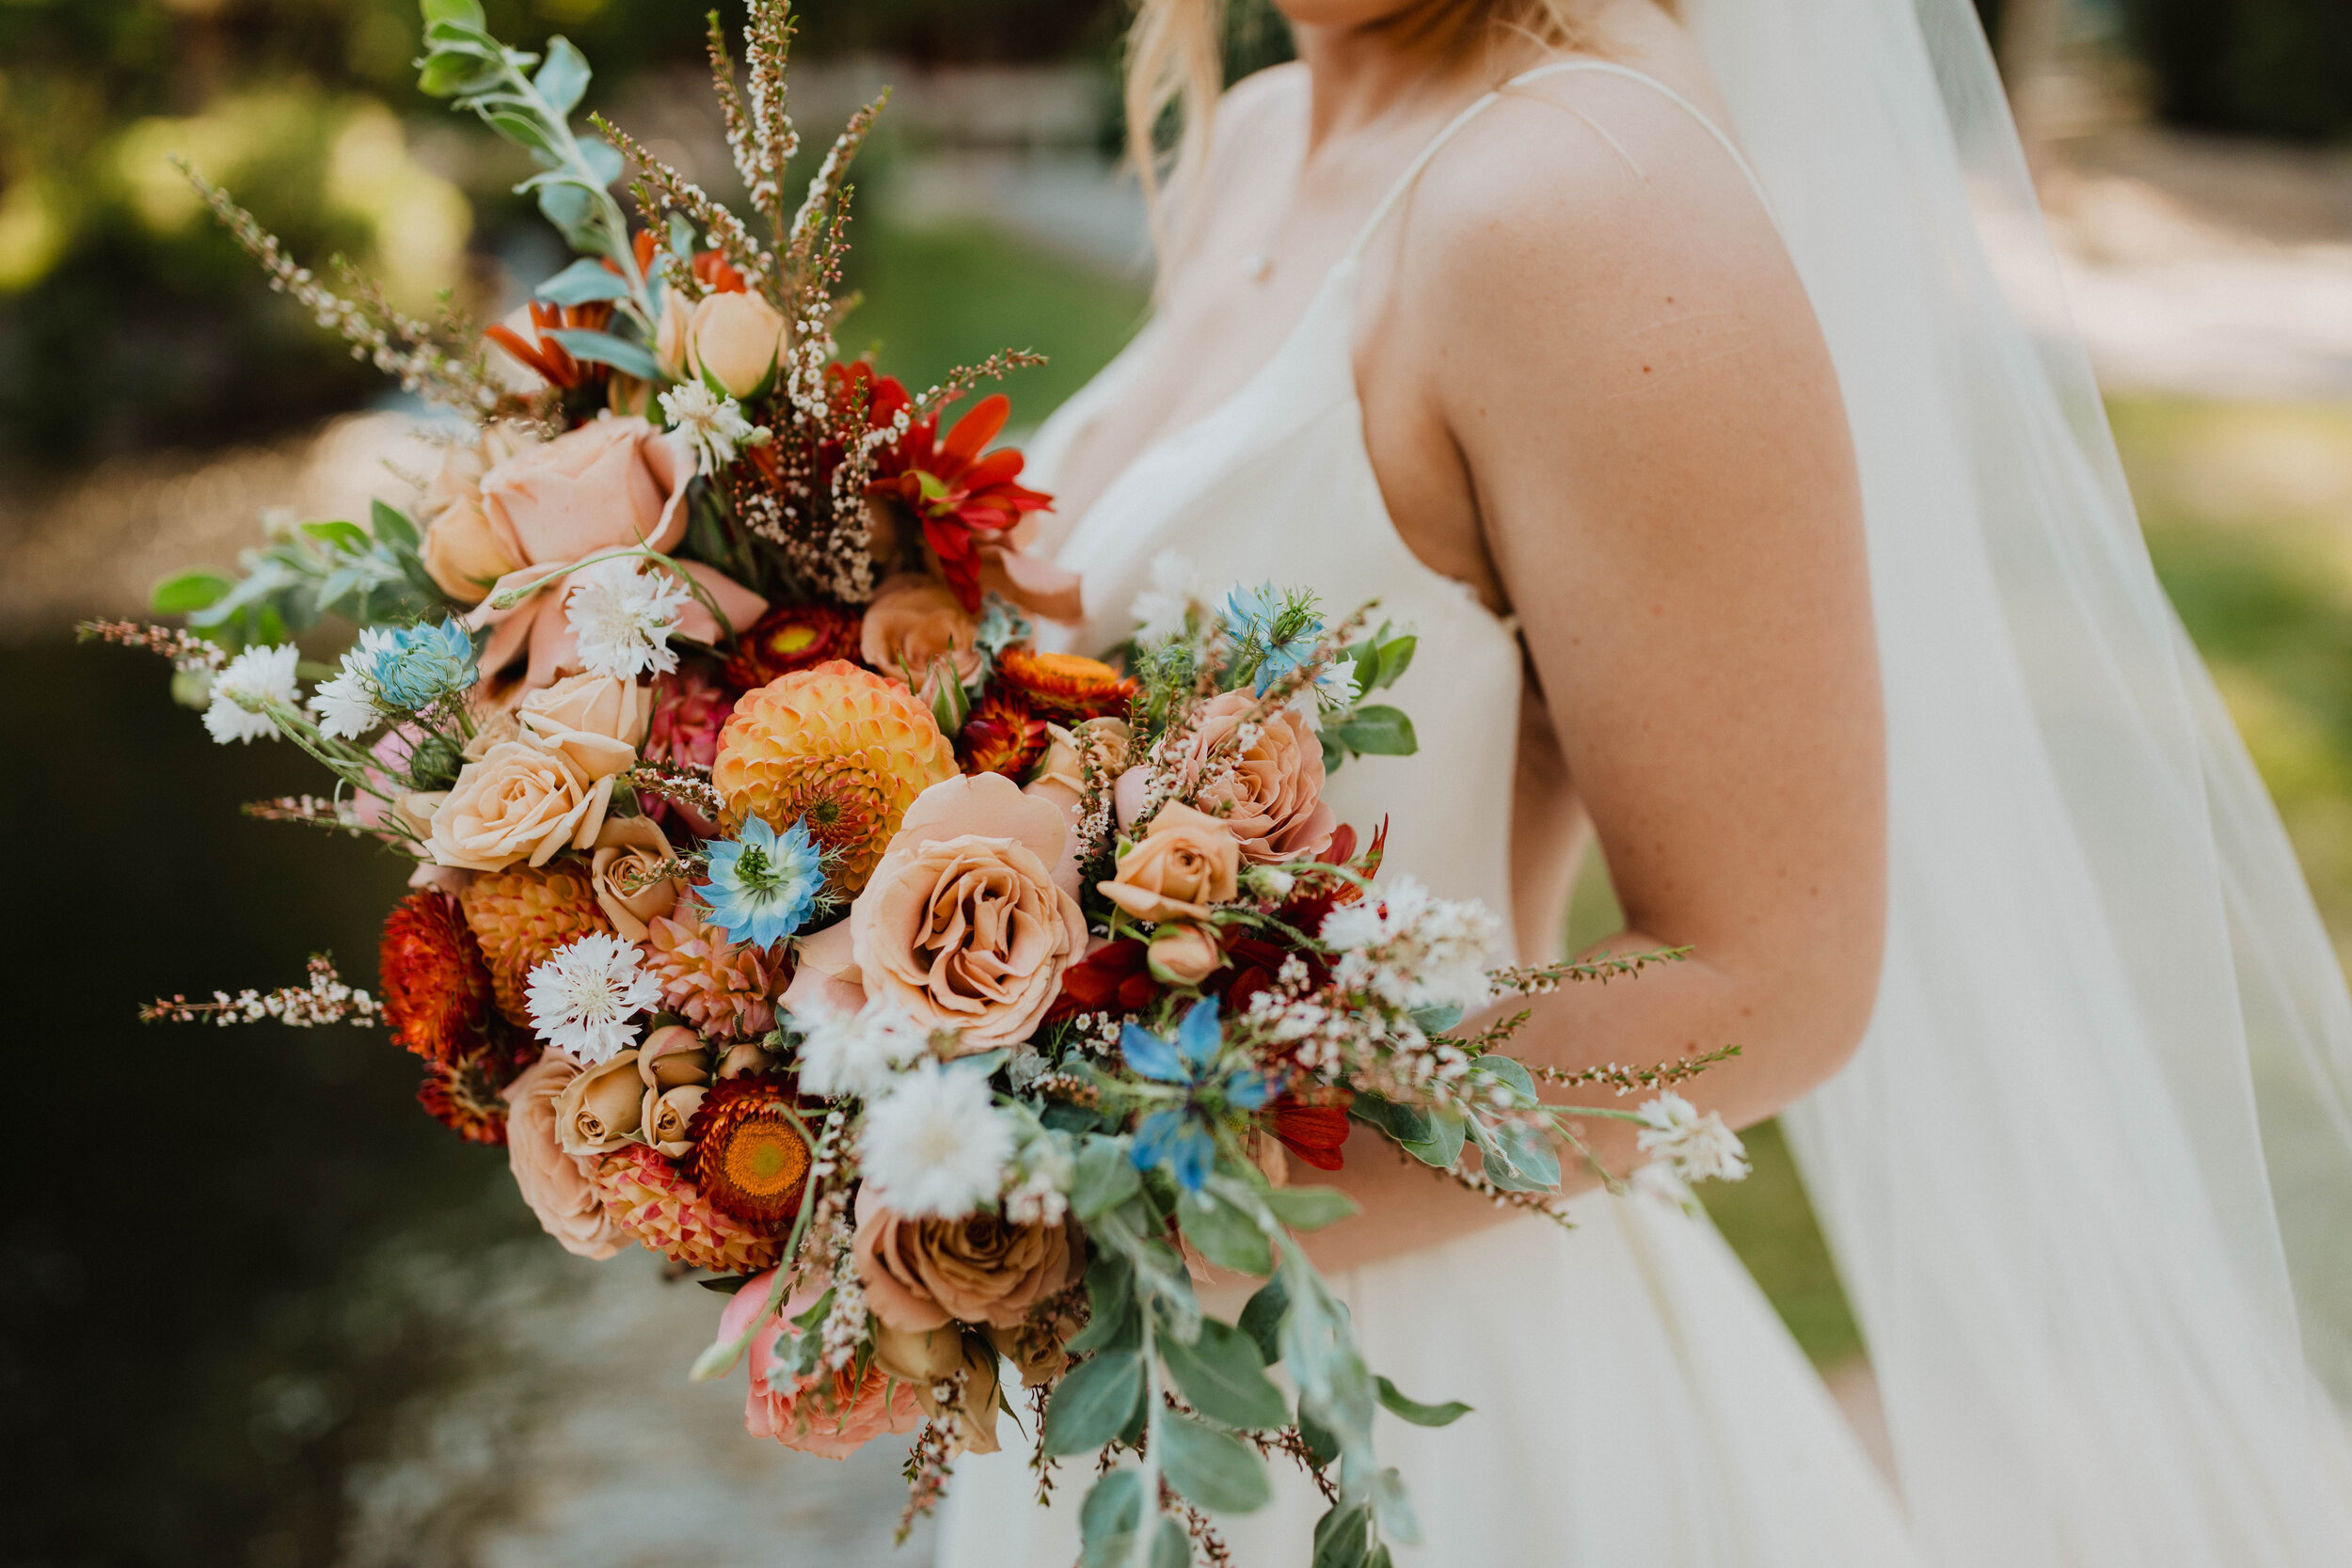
[1220,583,1322,695]
[1121,996,1268,1193]
[362,620,479,710]
[697,816,825,947]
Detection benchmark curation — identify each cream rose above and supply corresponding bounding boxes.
[519,672,652,750]
[685,290,788,398]
[851,1182,1083,1332]
[643,1085,707,1159]
[860,575,983,698]
[1178,690,1338,863]
[555,1049,645,1155]
[420,425,535,603]
[503,1054,631,1259]
[426,735,628,871]
[1023,718,1131,830]
[637,1023,712,1090]
[591,816,681,942]
[1101,801,1241,923]
[848,773,1087,1052]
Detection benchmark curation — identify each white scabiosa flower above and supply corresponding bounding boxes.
[202,643,301,744]
[660,381,768,474]
[1129,549,1203,644]
[564,556,694,680]
[524,931,662,1063]
[858,1061,1015,1218]
[1634,1092,1752,1183]
[793,999,931,1101]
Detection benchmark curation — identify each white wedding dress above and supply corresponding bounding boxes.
[936,62,1929,1568]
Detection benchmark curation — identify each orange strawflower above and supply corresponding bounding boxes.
[993,646,1138,721]
[690,1078,814,1226]
[378,890,493,1064]
[723,603,864,689]
[958,686,1049,779]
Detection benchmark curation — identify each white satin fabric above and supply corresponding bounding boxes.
[936,63,1924,1568]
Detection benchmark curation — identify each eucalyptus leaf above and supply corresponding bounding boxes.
[1311,1502,1372,1568]
[1478,1118,1562,1193]
[1041,1352,1144,1456]
[1473,1055,1537,1102]
[532,36,590,115]
[1073,1136,1141,1220]
[1066,1257,1138,1357]
[1371,1466,1421,1544]
[545,327,660,380]
[421,0,486,26]
[1367,632,1416,689]
[579,137,624,187]
[299,519,371,554]
[151,569,232,615]
[1077,1531,1135,1568]
[1374,1375,1471,1428]
[1177,1191,1273,1277]
[1079,1469,1143,1545]
[368,499,419,551]
[536,182,596,243]
[485,110,556,156]
[1394,1106,1467,1170]
[1407,1003,1463,1034]
[1350,1094,1432,1146]
[1149,1516,1191,1568]
[1236,1276,1290,1367]
[536,257,632,305]
[1328,705,1416,756]
[418,54,501,101]
[1261,1184,1360,1232]
[1158,1318,1287,1431]
[1296,1407,1342,1470]
[1156,1413,1272,1514]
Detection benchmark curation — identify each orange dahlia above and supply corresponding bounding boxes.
[993,646,1138,721]
[379,890,493,1064]
[643,896,786,1039]
[723,603,865,690]
[958,687,1049,779]
[712,659,959,894]
[690,1078,814,1226]
[460,867,614,1026]
[593,1144,785,1274]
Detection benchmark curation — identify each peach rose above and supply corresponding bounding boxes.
[851,1183,1083,1332]
[555,1049,644,1155]
[1147,923,1227,986]
[637,1023,712,1090]
[723,1272,923,1457]
[1177,690,1338,863]
[426,735,628,871]
[466,416,767,690]
[421,425,534,603]
[846,774,1088,1051]
[519,672,652,751]
[685,290,788,399]
[1023,717,1131,830]
[871,1324,1001,1456]
[860,575,982,699]
[503,1054,630,1259]
[1101,801,1240,923]
[643,1085,706,1158]
[590,815,680,942]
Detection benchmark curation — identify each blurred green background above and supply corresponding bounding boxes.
[3,1,2349,1564]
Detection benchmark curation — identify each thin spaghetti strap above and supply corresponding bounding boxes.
[1343,59,1775,261]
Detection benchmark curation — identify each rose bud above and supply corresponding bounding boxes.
[553,1050,644,1155]
[1147,923,1227,987]
[718,1040,771,1079]
[686,291,787,400]
[642,1084,707,1159]
[637,1023,712,1092]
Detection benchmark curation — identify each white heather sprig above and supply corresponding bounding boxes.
[202,643,300,745]
[660,381,770,473]
[794,1000,931,1100]
[1634,1093,1752,1182]
[857,1062,1015,1218]
[1321,875,1502,1016]
[142,956,381,1027]
[524,933,661,1063]
[564,557,694,680]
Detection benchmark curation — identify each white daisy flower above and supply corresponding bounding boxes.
[660,381,768,474]
[857,1061,1015,1218]
[202,643,300,745]
[793,999,931,1101]
[524,931,662,1063]
[564,556,694,680]
[308,665,382,739]
[1634,1093,1752,1183]
[1129,549,1203,644]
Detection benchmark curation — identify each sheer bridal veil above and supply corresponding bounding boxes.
[1672,0,2352,1560]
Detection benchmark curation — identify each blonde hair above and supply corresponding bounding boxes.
[1122,0,1613,234]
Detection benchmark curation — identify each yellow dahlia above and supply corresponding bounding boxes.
[712,659,958,894]
[460,867,614,1025]
[690,1079,813,1225]
[993,646,1137,721]
[592,1144,785,1274]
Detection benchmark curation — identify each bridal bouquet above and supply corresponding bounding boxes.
[90,6,1749,1563]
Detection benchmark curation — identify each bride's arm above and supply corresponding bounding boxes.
[1303,78,1883,1272]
